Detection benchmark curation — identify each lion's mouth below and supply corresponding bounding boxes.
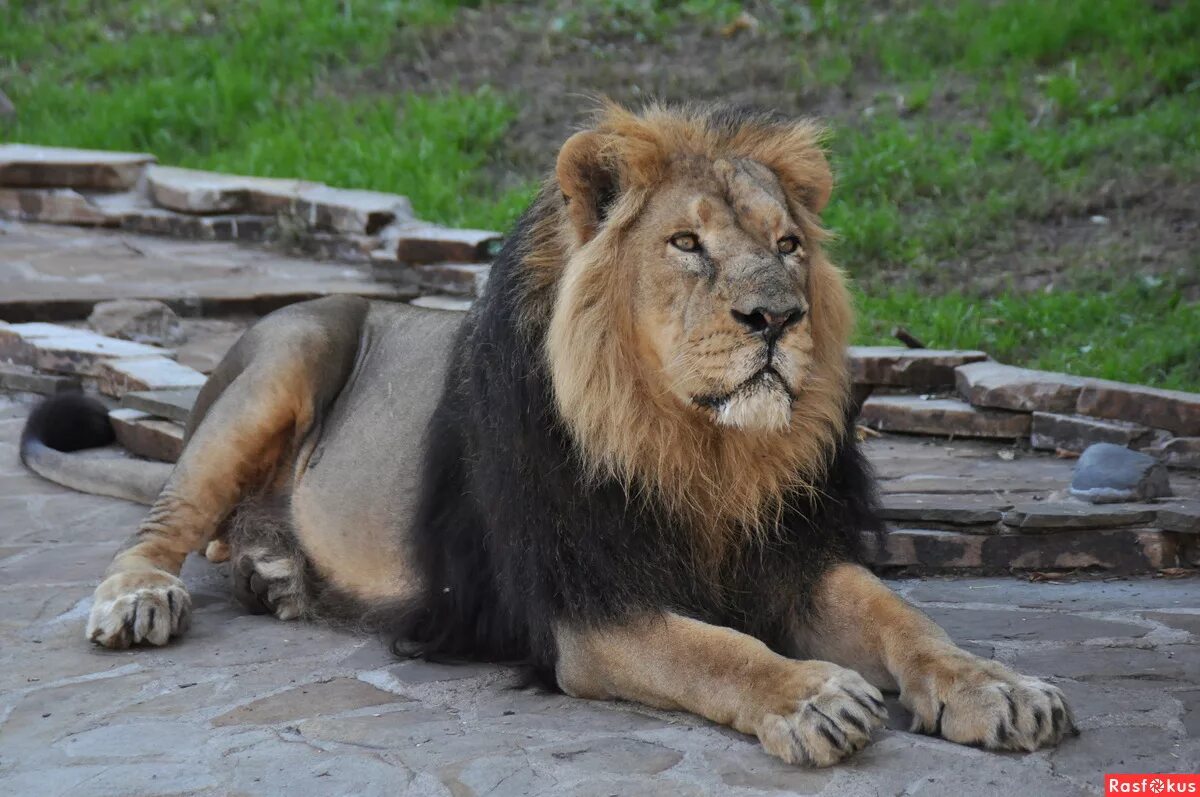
[692,365,793,412]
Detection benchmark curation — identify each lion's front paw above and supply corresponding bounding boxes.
[758,664,888,767]
[86,570,191,649]
[905,654,1077,751]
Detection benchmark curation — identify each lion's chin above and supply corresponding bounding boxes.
[697,370,794,432]
[715,388,792,432]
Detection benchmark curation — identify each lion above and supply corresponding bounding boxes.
[20,102,1075,767]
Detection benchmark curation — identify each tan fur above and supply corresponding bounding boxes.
[535,102,852,550]
[556,613,887,767]
[797,564,1077,751]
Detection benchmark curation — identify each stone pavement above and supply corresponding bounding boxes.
[1,393,1198,796]
[0,219,412,323]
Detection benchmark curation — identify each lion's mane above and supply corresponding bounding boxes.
[400,103,883,681]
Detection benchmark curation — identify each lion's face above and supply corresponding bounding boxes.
[545,104,851,521]
[627,158,815,432]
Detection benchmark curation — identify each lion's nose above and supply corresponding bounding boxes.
[731,304,806,342]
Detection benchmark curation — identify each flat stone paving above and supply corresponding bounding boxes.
[1,394,1199,796]
[0,218,411,322]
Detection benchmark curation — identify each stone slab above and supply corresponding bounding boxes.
[0,219,413,322]
[867,526,1175,572]
[210,678,407,726]
[0,364,81,395]
[0,322,168,376]
[0,143,154,190]
[1156,501,1200,534]
[293,185,414,235]
[1076,379,1200,437]
[878,493,1008,525]
[859,395,1032,439]
[410,294,473,312]
[983,529,1177,571]
[848,346,989,388]
[121,388,199,424]
[1145,437,1200,470]
[0,187,116,225]
[3,358,1200,796]
[146,165,317,215]
[411,262,492,296]
[956,361,1090,413]
[1031,411,1156,453]
[388,223,501,264]
[1002,500,1158,530]
[121,208,275,242]
[96,356,206,397]
[109,408,184,462]
[863,529,985,568]
[87,298,187,350]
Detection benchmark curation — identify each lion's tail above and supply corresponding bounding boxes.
[19,392,172,506]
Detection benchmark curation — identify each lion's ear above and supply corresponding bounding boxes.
[556,130,619,245]
[754,123,834,215]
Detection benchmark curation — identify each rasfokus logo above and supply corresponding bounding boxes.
[1106,775,1200,795]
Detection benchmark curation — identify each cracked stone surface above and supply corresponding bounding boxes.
[1,395,1198,795]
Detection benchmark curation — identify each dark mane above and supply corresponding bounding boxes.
[392,191,883,683]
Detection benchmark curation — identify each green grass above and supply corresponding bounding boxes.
[855,282,1200,392]
[2,0,1198,389]
[0,0,523,229]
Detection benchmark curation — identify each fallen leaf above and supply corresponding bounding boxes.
[720,10,759,37]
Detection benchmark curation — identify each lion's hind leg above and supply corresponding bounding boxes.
[86,297,369,648]
[226,497,309,621]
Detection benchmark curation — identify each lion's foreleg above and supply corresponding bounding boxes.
[86,361,314,649]
[796,563,1077,751]
[554,613,886,767]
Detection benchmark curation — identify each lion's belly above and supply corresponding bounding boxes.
[289,301,463,601]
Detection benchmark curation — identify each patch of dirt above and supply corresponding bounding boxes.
[372,3,891,185]
[934,180,1200,298]
[363,2,1198,295]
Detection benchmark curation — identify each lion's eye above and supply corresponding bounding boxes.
[669,233,701,253]
[777,235,802,255]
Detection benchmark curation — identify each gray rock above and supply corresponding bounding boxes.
[1070,443,1172,503]
[88,299,186,347]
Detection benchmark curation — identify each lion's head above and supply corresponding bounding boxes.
[522,102,854,536]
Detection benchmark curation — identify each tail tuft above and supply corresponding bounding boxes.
[20,392,115,461]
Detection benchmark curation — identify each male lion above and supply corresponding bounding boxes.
[22,103,1075,766]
